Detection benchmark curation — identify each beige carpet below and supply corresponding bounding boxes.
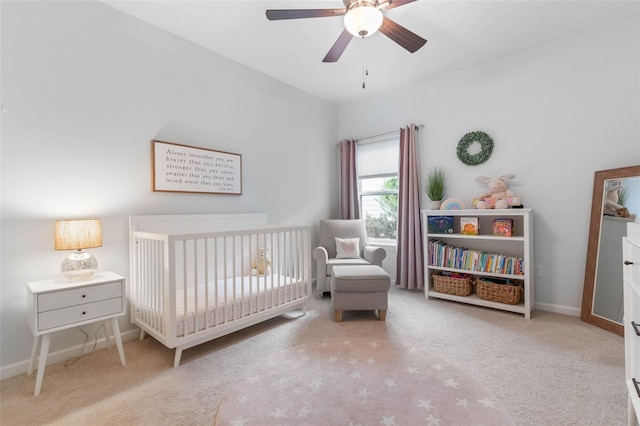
[214,337,515,425]
[0,286,627,425]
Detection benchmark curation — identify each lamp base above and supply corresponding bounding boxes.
[61,250,98,281]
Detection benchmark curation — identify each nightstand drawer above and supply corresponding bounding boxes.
[37,281,122,312]
[37,297,123,331]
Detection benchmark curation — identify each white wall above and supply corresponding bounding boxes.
[0,1,337,376]
[337,16,640,315]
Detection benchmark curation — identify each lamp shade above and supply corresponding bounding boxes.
[55,219,102,251]
[344,5,383,38]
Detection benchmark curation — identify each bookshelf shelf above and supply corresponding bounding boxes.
[422,208,534,318]
[426,233,525,243]
[428,265,523,281]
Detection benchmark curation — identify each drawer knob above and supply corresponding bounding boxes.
[82,294,86,298]
[624,260,634,265]
[82,311,86,315]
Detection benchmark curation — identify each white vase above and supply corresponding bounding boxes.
[430,200,442,210]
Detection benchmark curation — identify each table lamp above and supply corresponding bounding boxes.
[54,219,102,281]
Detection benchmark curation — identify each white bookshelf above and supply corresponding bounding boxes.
[422,209,534,318]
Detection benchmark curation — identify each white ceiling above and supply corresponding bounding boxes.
[102,0,639,105]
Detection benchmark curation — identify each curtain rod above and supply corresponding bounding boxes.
[338,124,424,146]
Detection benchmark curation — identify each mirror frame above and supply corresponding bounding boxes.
[581,164,640,335]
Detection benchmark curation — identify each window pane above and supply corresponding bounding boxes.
[360,176,398,193]
[361,177,385,193]
[362,194,398,240]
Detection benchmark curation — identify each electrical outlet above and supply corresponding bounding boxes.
[534,265,542,277]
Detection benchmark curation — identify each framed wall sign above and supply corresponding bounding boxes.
[152,140,242,195]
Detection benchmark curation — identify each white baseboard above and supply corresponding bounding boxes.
[0,328,141,381]
[534,302,581,317]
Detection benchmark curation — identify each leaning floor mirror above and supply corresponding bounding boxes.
[581,164,640,335]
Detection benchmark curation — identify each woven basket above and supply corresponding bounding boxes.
[432,274,473,296]
[475,279,523,305]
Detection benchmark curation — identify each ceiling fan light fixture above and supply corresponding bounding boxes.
[344,6,383,38]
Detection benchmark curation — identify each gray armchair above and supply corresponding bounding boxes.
[313,219,386,294]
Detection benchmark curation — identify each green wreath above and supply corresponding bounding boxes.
[456,131,494,166]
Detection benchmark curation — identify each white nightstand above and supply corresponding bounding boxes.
[27,271,127,396]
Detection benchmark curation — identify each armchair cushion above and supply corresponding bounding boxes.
[326,257,371,276]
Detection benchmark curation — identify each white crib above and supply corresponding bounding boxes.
[129,213,311,367]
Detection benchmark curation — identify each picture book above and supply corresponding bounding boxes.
[460,217,479,235]
[427,216,454,234]
[492,218,513,237]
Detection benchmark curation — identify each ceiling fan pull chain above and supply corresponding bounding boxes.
[362,37,368,89]
[362,39,366,88]
[365,39,369,77]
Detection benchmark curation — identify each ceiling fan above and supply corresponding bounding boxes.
[266,0,427,63]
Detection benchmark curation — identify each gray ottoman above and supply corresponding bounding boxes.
[331,265,391,322]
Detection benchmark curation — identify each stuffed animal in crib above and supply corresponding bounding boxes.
[251,248,272,276]
[472,174,520,209]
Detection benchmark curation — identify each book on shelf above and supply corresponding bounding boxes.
[427,216,454,234]
[460,217,479,235]
[492,218,513,237]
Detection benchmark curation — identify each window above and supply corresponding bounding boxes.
[357,136,399,243]
[360,175,398,241]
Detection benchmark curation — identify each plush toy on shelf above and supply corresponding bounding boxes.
[472,174,521,209]
[251,248,272,276]
[604,179,630,217]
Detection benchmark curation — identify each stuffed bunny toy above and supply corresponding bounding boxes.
[473,174,517,209]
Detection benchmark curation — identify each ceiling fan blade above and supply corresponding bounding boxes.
[378,0,418,11]
[322,29,353,63]
[378,16,426,53]
[266,9,346,21]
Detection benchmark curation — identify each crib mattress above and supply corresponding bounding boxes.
[137,274,306,337]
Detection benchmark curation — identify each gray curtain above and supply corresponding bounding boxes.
[396,124,424,289]
[339,139,360,219]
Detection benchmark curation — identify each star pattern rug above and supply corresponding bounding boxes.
[214,338,515,425]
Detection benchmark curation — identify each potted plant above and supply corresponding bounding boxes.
[425,167,446,209]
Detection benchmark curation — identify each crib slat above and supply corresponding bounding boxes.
[204,240,210,331]
[194,239,198,335]
[182,240,188,336]
[213,236,219,328]
[223,236,229,322]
